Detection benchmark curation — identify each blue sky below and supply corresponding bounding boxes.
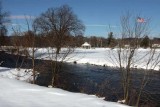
[3,0,160,38]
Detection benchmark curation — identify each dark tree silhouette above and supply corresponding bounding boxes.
[107,32,116,47]
[33,5,85,54]
[140,36,150,48]
[0,1,10,46]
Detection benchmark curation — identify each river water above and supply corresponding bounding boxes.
[36,62,160,107]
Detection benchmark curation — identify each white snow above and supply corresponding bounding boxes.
[0,67,33,82]
[35,48,160,70]
[0,67,129,107]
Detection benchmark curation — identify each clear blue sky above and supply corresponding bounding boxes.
[3,0,160,38]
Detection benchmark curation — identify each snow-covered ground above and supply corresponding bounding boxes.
[0,67,33,82]
[35,48,160,70]
[0,67,129,107]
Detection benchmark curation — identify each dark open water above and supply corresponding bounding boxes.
[36,63,160,107]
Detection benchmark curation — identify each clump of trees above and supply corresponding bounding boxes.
[140,35,150,48]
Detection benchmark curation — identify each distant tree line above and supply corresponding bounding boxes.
[2,33,160,48]
[0,0,159,49]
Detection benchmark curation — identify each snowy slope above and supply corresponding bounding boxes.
[0,67,33,82]
[0,67,129,107]
[0,76,128,107]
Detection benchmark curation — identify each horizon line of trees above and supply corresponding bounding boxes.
[2,33,160,48]
[0,0,159,49]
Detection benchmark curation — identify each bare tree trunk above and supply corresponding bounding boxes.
[32,47,35,84]
[51,52,58,87]
[56,47,61,54]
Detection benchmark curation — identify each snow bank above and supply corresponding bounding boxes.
[0,67,33,82]
[0,76,128,107]
[0,67,128,107]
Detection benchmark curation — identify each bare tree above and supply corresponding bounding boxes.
[10,30,22,54]
[33,5,85,87]
[22,31,36,84]
[33,5,85,54]
[106,12,160,106]
[22,17,39,84]
[0,1,10,47]
[11,17,38,84]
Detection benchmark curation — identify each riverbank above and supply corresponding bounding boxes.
[0,76,130,107]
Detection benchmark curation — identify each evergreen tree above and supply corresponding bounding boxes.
[107,32,116,47]
[140,36,150,48]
